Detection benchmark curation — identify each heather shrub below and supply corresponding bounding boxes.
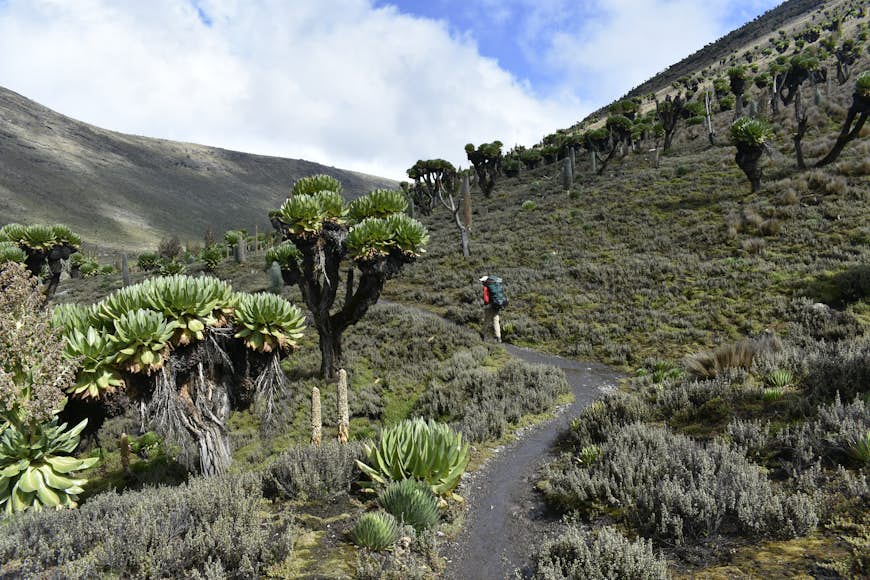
[416,355,569,442]
[531,525,668,580]
[800,337,870,403]
[774,394,870,472]
[264,440,367,501]
[0,472,291,578]
[544,423,818,545]
[567,392,652,449]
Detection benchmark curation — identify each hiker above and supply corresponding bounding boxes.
[479,275,508,343]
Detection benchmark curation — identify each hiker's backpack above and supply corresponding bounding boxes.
[485,276,508,309]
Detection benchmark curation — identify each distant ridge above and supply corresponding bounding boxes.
[0,86,396,251]
[581,0,826,123]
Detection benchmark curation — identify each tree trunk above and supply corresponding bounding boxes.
[794,88,808,170]
[460,229,470,258]
[816,97,868,167]
[311,386,322,445]
[318,327,340,381]
[705,91,716,146]
[735,145,764,193]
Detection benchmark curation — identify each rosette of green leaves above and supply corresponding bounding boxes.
[350,512,398,551]
[357,418,470,496]
[291,174,342,196]
[19,225,56,252]
[143,275,234,344]
[233,293,305,353]
[348,189,407,222]
[52,303,101,335]
[0,241,26,265]
[49,224,81,248]
[96,284,150,326]
[223,230,245,247]
[264,241,302,269]
[0,223,26,243]
[110,309,177,374]
[730,117,773,147]
[385,214,428,257]
[0,418,98,515]
[314,190,347,224]
[63,327,124,399]
[276,194,326,236]
[347,215,428,261]
[378,478,439,531]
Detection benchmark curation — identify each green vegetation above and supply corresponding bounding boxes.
[271,175,429,379]
[378,478,440,532]
[350,511,399,551]
[357,418,470,496]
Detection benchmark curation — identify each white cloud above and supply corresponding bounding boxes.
[507,0,781,104]
[0,0,584,180]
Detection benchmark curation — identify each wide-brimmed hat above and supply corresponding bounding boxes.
[478,275,488,282]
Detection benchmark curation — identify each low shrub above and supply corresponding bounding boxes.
[531,525,669,580]
[264,440,367,501]
[544,423,818,545]
[567,392,652,449]
[416,356,569,442]
[0,472,291,578]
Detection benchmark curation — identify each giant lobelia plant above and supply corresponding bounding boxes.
[0,262,97,516]
[357,417,470,497]
[270,175,428,380]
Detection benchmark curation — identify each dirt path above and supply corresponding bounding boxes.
[442,343,622,580]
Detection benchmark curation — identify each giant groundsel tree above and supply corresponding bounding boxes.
[0,223,81,296]
[270,175,428,380]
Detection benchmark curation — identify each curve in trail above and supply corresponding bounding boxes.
[443,343,622,580]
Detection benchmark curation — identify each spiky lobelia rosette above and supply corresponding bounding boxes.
[348,188,407,222]
[264,241,302,269]
[378,478,440,531]
[63,327,125,399]
[357,418,470,496]
[0,242,26,265]
[233,293,305,353]
[350,511,398,551]
[109,309,177,374]
[0,418,98,515]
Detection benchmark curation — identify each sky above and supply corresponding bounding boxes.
[0,0,782,181]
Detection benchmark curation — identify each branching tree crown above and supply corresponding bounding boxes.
[465,141,502,197]
[271,176,428,380]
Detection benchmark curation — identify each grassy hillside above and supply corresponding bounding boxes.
[0,86,395,251]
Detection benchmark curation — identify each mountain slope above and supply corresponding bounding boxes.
[0,86,395,250]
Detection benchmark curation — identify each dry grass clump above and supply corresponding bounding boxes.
[685,334,780,379]
[741,237,767,255]
[806,170,849,196]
